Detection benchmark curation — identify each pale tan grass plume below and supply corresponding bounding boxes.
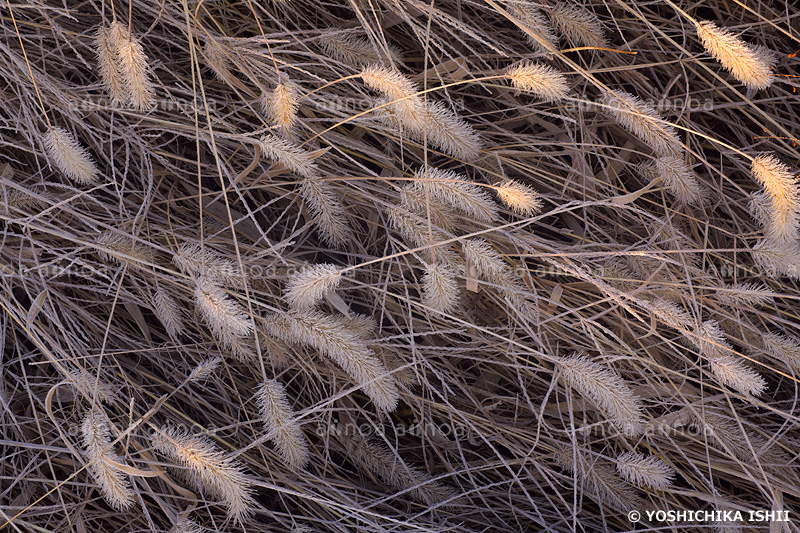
[494,180,542,216]
[506,2,558,53]
[95,24,126,104]
[601,89,683,157]
[506,61,570,102]
[414,166,499,222]
[615,451,675,490]
[81,409,134,510]
[257,379,310,470]
[284,263,342,309]
[151,426,255,523]
[110,21,155,110]
[422,262,459,313]
[555,353,644,436]
[695,20,775,91]
[43,126,99,185]
[750,153,800,241]
[548,2,607,48]
[263,310,399,411]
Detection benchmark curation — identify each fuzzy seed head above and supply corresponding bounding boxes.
[549,2,607,48]
[298,177,350,246]
[751,238,800,279]
[81,409,134,510]
[203,38,231,80]
[414,167,498,222]
[194,277,253,343]
[257,379,310,470]
[695,21,775,90]
[320,30,402,66]
[263,310,399,411]
[708,355,767,396]
[640,155,702,205]
[714,282,775,307]
[751,153,800,241]
[495,180,542,216]
[361,65,419,102]
[507,3,558,53]
[261,135,319,178]
[173,243,244,288]
[422,262,459,313]
[285,264,342,309]
[506,62,570,102]
[264,76,299,134]
[554,447,641,511]
[601,89,683,158]
[95,25,126,104]
[67,367,115,404]
[691,320,732,359]
[400,182,457,231]
[111,21,155,110]
[555,353,644,436]
[187,357,222,383]
[151,426,255,523]
[615,451,674,490]
[152,289,184,338]
[345,436,458,506]
[43,127,99,185]
[649,297,692,331]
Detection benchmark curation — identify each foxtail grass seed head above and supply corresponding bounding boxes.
[555,353,644,436]
[615,451,674,490]
[152,289,184,338]
[43,127,99,185]
[96,230,154,265]
[695,20,775,91]
[260,135,319,178]
[170,517,204,533]
[422,262,459,313]
[298,177,351,246]
[344,436,458,506]
[691,320,732,360]
[415,166,498,222]
[639,155,702,205]
[708,355,767,396]
[284,263,342,309]
[263,310,399,411]
[110,21,155,110]
[187,356,222,383]
[751,238,800,279]
[419,101,482,161]
[751,153,800,241]
[257,379,310,470]
[203,38,232,80]
[506,62,570,102]
[151,426,255,523]
[714,282,775,307]
[263,75,299,134]
[649,297,693,332]
[194,277,253,341]
[95,25,126,104]
[67,367,115,404]
[400,182,457,231]
[601,89,683,158]
[173,243,244,288]
[549,2,607,48]
[554,447,641,512]
[506,2,558,54]
[320,30,401,66]
[495,180,542,216]
[81,409,134,510]
[361,65,419,102]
